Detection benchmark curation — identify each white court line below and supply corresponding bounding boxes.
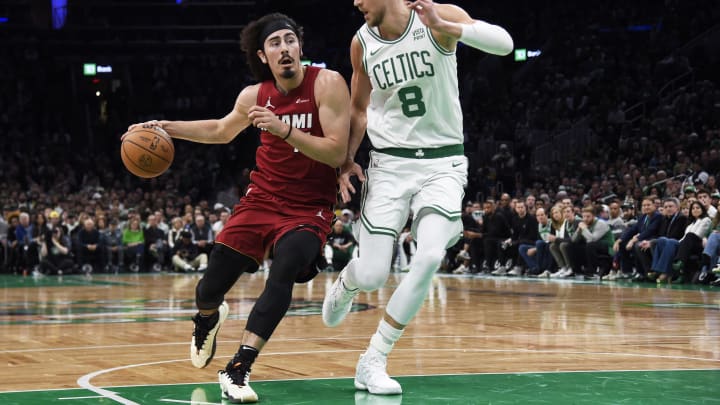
[3,333,719,354]
[74,347,720,404]
[77,358,182,405]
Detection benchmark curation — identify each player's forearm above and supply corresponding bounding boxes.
[161,119,234,144]
[435,19,513,56]
[283,126,347,168]
[347,110,368,162]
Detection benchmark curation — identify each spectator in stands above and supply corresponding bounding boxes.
[5,214,19,273]
[669,201,711,283]
[14,212,36,273]
[482,198,511,274]
[459,201,483,273]
[190,214,214,256]
[519,206,551,276]
[697,189,718,219]
[155,210,169,233]
[550,206,579,278]
[650,197,690,281]
[212,210,230,234]
[537,205,563,277]
[325,219,357,272]
[102,218,124,273]
[122,216,145,272]
[171,230,207,272]
[168,216,184,250]
[698,210,720,278]
[39,226,73,275]
[77,218,102,273]
[574,205,614,278]
[613,197,661,281]
[525,195,537,216]
[504,200,538,276]
[144,214,168,272]
[606,201,626,241]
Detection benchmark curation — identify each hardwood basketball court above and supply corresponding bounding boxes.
[0,271,718,404]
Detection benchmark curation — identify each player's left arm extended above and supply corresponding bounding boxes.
[409,0,513,55]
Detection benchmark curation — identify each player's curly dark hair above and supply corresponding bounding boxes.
[240,13,304,82]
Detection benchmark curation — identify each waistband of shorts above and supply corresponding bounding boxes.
[373,144,464,159]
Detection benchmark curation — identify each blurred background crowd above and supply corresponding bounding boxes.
[0,0,719,282]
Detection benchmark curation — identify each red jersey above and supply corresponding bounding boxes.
[250,66,337,207]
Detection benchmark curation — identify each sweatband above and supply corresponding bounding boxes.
[459,20,514,56]
[258,19,296,50]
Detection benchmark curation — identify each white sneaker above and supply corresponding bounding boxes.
[322,270,359,327]
[538,270,552,278]
[198,263,208,272]
[550,267,566,278]
[508,266,523,276]
[606,270,618,281]
[616,271,631,279]
[191,301,229,368]
[452,264,469,274]
[218,356,258,403]
[491,266,507,276]
[354,351,402,395]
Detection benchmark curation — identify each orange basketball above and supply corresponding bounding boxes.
[120,126,174,178]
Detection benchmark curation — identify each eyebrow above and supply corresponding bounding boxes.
[267,32,297,42]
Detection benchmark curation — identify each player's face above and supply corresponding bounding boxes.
[354,0,385,27]
[259,29,302,80]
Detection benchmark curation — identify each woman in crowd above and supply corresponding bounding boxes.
[664,201,711,283]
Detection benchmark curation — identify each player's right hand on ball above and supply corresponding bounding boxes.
[124,120,166,140]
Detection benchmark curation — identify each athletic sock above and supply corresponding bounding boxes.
[368,319,404,356]
[236,345,259,364]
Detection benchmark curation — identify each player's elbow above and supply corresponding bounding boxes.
[498,35,514,56]
[493,30,514,56]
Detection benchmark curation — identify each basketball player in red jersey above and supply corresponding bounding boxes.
[127,13,350,403]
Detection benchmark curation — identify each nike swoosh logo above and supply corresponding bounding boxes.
[295,98,310,104]
[452,162,463,167]
[369,47,384,56]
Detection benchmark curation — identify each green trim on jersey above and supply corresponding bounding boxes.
[356,31,369,74]
[427,27,454,55]
[365,10,415,44]
[422,205,462,220]
[375,144,464,159]
[359,170,399,238]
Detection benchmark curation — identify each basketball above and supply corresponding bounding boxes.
[120,126,174,178]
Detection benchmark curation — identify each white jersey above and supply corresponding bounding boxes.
[356,10,463,150]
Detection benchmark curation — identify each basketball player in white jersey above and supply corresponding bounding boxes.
[323,0,513,395]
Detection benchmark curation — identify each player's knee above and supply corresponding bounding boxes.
[411,247,445,274]
[355,271,388,291]
[195,278,224,310]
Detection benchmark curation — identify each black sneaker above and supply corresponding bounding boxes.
[190,301,228,368]
[218,354,258,403]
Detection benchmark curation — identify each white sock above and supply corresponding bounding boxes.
[368,319,404,356]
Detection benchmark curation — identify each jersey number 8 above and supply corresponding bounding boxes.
[398,86,426,118]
